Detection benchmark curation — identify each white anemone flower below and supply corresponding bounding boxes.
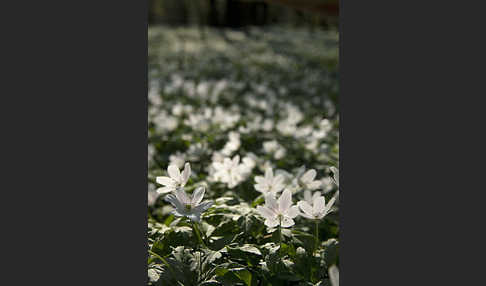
[256,189,300,228]
[295,168,322,190]
[164,187,213,222]
[155,163,191,194]
[297,194,336,220]
[254,168,286,196]
[211,155,249,188]
[303,190,321,205]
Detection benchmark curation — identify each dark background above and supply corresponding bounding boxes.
[149,0,338,28]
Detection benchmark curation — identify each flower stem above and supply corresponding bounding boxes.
[278,217,283,249]
[314,219,319,255]
[192,221,207,249]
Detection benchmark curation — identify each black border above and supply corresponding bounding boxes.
[2,0,482,284]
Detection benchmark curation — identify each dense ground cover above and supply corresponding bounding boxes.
[148,26,339,286]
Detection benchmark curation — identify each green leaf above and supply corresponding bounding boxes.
[233,269,252,286]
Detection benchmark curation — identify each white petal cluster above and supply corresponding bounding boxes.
[210,155,252,188]
[155,163,191,194]
[221,131,241,156]
[254,168,286,196]
[263,140,286,160]
[256,189,300,228]
[297,191,336,220]
[294,167,322,191]
[169,151,186,169]
[164,187,213,222]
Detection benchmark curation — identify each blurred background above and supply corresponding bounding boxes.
[148,0,339,125]
[148,0,338,29]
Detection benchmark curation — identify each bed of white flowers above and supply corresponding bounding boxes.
[148,26,339,286]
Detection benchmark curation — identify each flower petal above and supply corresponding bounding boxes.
[281,217,295,228]
[175,188,191,205]
[265,168,273,181]
[300,212,315,220]
[181,162,191,186]
[168,165,181,181]
[303,190,312,204]
[193,200,213,213]
[165,194,184,213]
[156,186,173,194]
[286,205,300,218]
[330,167,339,187]
[301,169,316,183]
[257,205,276,220]
[191,186,205,205]
[325,197,337,214]
[297,201,313,217]
[156,176,174,186]
[265,193,278,211]
[255,176,265,184]
[264,217,279,228]
[313,196,326,214]
[307,181,322,190]
[278,189,292,213]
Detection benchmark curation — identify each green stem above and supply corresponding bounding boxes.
[192,221,207,248]
[278,217,282,249]
[314,219,319,255]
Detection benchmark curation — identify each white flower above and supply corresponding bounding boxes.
[211,155,250,188]
[221,131,240,156]
[302,190,321,205]
[164,187,213,222]
[155,163,191,194]
[169,152,186,169]
[263,140,286,160]
[153,112,178,133]
[295,167,322,190]
[256,189,300,228]
[254,168,286,196]
[297,193,336,220]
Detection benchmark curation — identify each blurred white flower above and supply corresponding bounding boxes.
[169,152,186,169]
[276,120,297,136]
[186,142,210,161]
[221,131,241,156]
[320,177,335,194]
[148,80,162,107]
[295,167,322,190]
[261,119,274,132]
[297,193,335,220]
[254,168,286,196]
[212,106,240,131]
[153,112,178,133]
[148,184,159,207]
[256,189,300,228]
[156,162,191,194]
[164,187,213,222]
[263,140,286,160]
[211,155,249,188]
